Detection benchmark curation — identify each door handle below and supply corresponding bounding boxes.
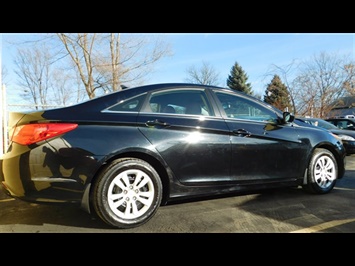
[146,119,170,127]
[233,129,251,137]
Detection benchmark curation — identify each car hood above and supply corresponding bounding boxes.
[329,128,355,137]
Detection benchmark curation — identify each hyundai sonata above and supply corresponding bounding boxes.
[0,83,346,229]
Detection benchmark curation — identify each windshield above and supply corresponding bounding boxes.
[306,119,338,130]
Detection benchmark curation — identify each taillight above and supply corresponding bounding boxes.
[11,123,78,145]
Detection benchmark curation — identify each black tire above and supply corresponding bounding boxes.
[91,158,163,229]
[302,148,338,194]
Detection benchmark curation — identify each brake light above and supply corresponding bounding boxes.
[11,123,78,145]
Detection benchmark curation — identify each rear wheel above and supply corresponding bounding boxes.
[302,148,338,194]
[91,158,163,229]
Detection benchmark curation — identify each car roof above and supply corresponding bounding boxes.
[39,82,286,121]
[39,83,234,118]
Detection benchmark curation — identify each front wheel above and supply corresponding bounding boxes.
[302,148,338,194]
[91,158,163,229]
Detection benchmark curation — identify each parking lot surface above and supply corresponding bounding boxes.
[1,156,355,233]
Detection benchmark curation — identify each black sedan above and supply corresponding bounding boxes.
[326,117,355,131]
[0,83,346,229]
[295,117,355,155]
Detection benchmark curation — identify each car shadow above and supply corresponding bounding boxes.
[231,173,355,233]
[0,195,113,230]
[1,170,354,232]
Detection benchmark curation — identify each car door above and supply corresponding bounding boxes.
[338,119,355,130]
[213,90,309,182]
[137,87,232,185]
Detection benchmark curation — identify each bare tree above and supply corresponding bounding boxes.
[50,69,86,106]
[185,61,221,86]
[266,59,299,114]
[56,33,98,99]
[1,65,8,87]
[5,33,172,107]
[268,52,355,118]
[13,43,53,109]
[342,63,355,96]
[293,52,354,118]
[56,33,172,99]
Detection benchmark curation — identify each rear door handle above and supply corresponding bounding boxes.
[233,129,251,137]
[146,119,170,127]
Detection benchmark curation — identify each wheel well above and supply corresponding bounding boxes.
[303,145,345,184]
[88,151,170,208]
[319,144,345,177]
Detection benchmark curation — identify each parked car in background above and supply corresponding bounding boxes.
[326,117,355,131]
[295,117,355,155]
[0,83,346,229]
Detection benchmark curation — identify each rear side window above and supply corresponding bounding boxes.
[106,94,146,112]
[148,89,214,116]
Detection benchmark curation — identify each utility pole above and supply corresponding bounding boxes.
[0,34,7,155]
[1,84,7,155]
[0,33,3,155]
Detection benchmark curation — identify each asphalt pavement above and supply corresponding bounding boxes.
[1,156,355,233]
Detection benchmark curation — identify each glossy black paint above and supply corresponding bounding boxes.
[295,117,355,155]
[0,83,346,209]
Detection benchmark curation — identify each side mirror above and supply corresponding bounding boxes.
[283,112,294,123]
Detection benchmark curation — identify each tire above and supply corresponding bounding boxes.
[91,158,163,229]
[302,148,338,194]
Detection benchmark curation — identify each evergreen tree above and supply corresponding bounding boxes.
[226,61,253,95]
[263,75,291,112]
